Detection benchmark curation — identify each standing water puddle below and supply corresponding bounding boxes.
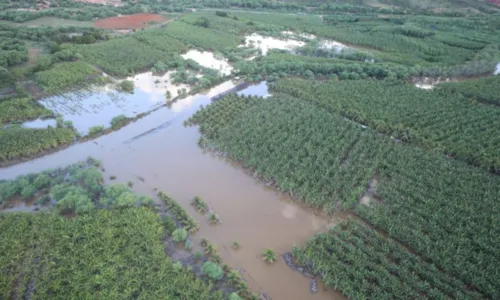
[21,118,57,129]
[181,50,233,76]
[243,33,305,55]
[495,63,500,75]
[39,71,190,135]
[1,81,345,300]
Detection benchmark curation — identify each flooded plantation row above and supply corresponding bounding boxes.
[0,81,345,300]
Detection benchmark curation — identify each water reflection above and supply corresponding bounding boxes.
[495,63,500,75]
[243,33,305,55]
[22,118,57,129]
[38,72,190,135]
[181,50,233,76]
[237,81,270,97]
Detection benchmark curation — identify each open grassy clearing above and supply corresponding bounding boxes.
[187,93,500,299]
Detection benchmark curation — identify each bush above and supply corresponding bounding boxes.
[138,196,155,207]
[50,183,73,201]
[202,261,223,280]
[110,114,129,129]
[118,80,134,93]
[230,292,243,300]
[33,174,51,189]
[262,248,277,264]
[58,192,94,213]
[184,239,192,251]
[88,125,104,136]
[115,191,137,208]
[20,185,36,199]
[76,168,103,196]
[163,216,176,234]
[172,228,188,243]
[172,261,182,272]
[36,194,51,205]
[0,181,20,201]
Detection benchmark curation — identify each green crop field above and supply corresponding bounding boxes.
[0,209,222,299]
[188,92,500,299]
[1,0,500,298]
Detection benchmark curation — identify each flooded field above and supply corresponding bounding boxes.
[243,33,305,55]
[181,50,233,76]
[39,72,190,135]
[21,118,57,129]
[1,81,346,300]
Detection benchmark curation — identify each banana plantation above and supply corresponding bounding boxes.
[188,92,500,299]
[271,78,500,174]
[0,209,222,299]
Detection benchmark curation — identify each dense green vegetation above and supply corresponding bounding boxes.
[0,209,223,299]
[164,21,241,51]
[35,60,98,93]
[272,78,500,174]
[293,220,484,299]
[0,127,75,163]
[437,75,500,106]
[0,97,51,123]
[73,37,174,76]
[188,93,500,298]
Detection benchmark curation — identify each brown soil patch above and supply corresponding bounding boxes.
[95,13,167,29]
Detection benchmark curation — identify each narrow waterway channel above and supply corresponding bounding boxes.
[1,81,347,300]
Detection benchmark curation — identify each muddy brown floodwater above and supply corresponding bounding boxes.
[0,81,347,300]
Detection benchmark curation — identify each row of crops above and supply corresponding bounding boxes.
[0,96,51,124]
[437,75,500,106]
[35,60,99,93]
[0,159,253,299]
[293,220,484,299]
[0,209,223,299]
[188,93,500,298]
[0,127,75,164]
[232,11,500,67]
[271,78,500,174]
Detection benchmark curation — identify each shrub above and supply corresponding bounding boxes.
[172,228,188,243]
[109,175,116,180]
[76,167,103,196]
[209,213,219,224]
[20,185,36,199]
[163,216,176,234]
[50,183,73,201]
[262,249,277,264]
[58,192,94,214]
[0,181,20,201]
[115,191,137,208]
[194,251,203,260]
[88,125,104,136]
[36,194,51,205]
[138,196,155,207]
[118,80,134,93]
[184,239,192,251]
[232,241,240,250]
[172,261,182,272]
[202,261,223,280]
[230,292,243,300]
[110,114,129,129]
